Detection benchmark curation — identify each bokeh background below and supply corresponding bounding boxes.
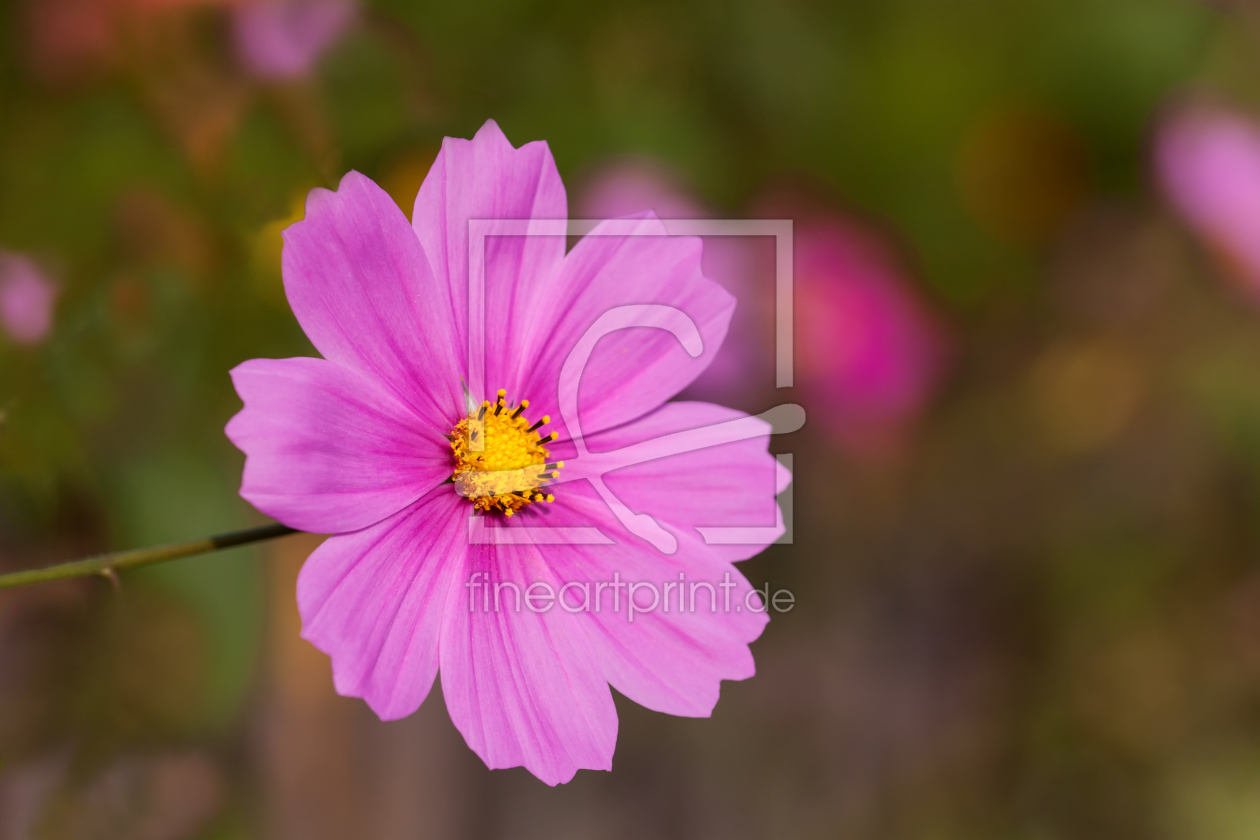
[3,0,1260,837]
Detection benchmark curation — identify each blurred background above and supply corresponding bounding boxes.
[2,0,1260,837]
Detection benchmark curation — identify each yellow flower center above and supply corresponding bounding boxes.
[449,389,562,516]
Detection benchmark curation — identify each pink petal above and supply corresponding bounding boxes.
[411,119,568,399]
[298,489,468,720]
[580,401,788,559]
[283,170,465,429]
[226,356,449,533]
[575,160,770,406]
[410,122,734,435]
[520,214,736,438]
[537,401,779,715]
[440,539,618,786]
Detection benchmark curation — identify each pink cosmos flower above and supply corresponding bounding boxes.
[577,160,771,407]
[233,0,355,80]
[226,120,788,785]
[1156,104,1260,299]
[0,253,57,345]
[794,220,948,456]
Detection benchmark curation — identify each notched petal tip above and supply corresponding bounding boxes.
[444,119,561,178]
[295,184,337,226]
[286,171,395,238]
[472,117,509,145]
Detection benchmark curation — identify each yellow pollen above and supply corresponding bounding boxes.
[449,391,562,515]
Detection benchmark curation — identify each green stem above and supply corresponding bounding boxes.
[0,523,299,591]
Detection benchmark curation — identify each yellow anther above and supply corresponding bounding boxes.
[449,390,563,516]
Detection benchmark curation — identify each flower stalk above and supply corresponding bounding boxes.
[0,522,298,590]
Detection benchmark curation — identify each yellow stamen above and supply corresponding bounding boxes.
[449,391,563,515]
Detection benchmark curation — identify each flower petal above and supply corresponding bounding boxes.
[440,539,618,786]
[580,400,788,563]
[226,356,450,533]
[298,489,468,720]
[412,119,568,398]
[283,170,465,427]
[519,214,736,438]
[509,401,782,717]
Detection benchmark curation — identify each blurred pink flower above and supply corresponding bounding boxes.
[233,0,356,80]
[1156,105,1260,298]
[577,160,772,407]
[0,254,57,346]
[794,220,949,456]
